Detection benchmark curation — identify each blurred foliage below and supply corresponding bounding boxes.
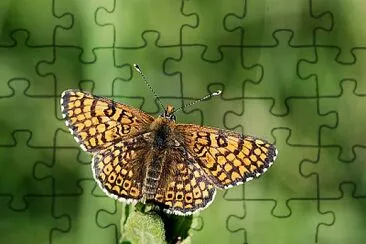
[1,0,366,244]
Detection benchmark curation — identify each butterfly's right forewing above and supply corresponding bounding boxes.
[60,90,154,152]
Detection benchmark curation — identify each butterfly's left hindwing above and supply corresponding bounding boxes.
[153,148,216,215]
[60,90,154,152]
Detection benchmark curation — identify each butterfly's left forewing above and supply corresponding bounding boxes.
[60,89,154,152]
[175,124,278,189]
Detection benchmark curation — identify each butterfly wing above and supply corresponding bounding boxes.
[60,89,154,152]
[92,133,152,202]
[153,147,216,215]
[175,124,278,189]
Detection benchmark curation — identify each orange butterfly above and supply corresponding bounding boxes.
[60,65,277,215]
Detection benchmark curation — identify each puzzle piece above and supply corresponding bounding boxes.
[0,31,54,96]
[114,32,182,113]
[225,96,279,143]
[192,186,246,244]
[174,83,244,130]
[0,131,53,209]
[190,215,204,233]
[242,31,318,115]
[96,0,196,47]
[181,0,244,60]
[228,199,334,243]
[0,79,61,145]
[225,0,332,46]
[36,46,131,111]
[298,47,366,95]
[96,201,123,241]
[319,80,366,161]
[317,183,366,243]
[165,45,261,103]
[0,0,72,46]
[301,146,366,198]
[313,0,366,62]
[165,44,262,130]
[244,128,319,216]
[225,97,335,146]
[34,129,92,195]
[51,180,119,244]
[0,195,69,243]
[0,0,12,27]
[54,0,115,62]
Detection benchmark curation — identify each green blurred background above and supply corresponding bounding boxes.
[1,0,366,243]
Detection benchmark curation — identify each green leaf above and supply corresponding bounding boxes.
[120,202,198,244]
[122,209,166,244]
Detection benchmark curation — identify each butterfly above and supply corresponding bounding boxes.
[60,68,277,216]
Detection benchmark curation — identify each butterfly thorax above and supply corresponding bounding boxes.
[150,117,174,148]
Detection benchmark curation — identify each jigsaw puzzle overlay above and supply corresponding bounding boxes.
[1,0,365,243]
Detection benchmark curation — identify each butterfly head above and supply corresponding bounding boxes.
[161,104,176,121]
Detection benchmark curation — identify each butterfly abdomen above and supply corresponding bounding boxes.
[143,153,166,199]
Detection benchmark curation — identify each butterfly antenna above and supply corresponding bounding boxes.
[133,64,165,110]
[173,90,222,114]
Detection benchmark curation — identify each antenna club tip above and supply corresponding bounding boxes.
[133,64,142,73]
[213,90,222,96]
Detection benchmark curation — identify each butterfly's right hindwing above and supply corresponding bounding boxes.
[92,133,152,203]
